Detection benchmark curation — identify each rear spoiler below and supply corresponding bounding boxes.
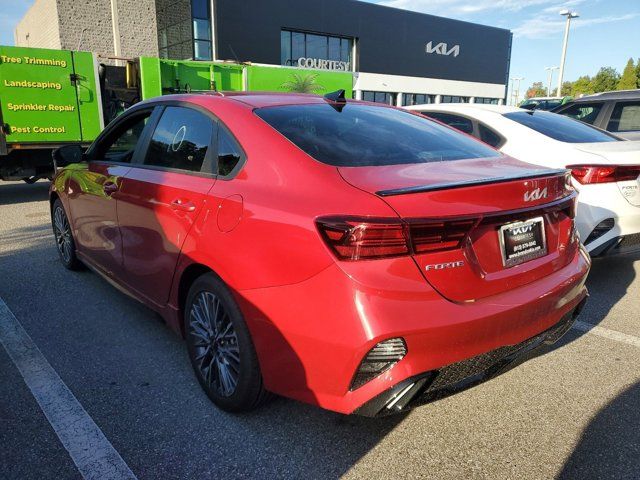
[376,168,569,197]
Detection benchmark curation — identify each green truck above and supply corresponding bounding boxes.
[0,45,353,182]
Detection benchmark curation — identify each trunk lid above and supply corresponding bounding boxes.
[339,157,578,302]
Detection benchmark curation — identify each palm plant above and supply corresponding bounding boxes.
[280,73,325,94]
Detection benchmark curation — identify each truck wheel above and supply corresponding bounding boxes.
[51,199,82,270]
[184,273,269,413]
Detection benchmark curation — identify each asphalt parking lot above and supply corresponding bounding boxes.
[1,180,639,480]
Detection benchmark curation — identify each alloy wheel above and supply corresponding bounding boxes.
[53,206,73,264]
[188,291,240,397]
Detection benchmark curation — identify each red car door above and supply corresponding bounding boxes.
[116,105,217,306]
[67,108,155,276]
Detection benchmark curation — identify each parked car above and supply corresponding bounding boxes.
[408,104,640,257]
[552,90,640,140]
[50,92,589,417]
[520,96,570,111]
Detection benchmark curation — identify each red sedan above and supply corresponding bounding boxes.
[50,92,589,416]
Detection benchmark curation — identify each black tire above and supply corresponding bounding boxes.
[51,199,82,270]
[184,273,268,413]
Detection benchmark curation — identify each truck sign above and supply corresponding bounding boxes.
[0,46,103,150]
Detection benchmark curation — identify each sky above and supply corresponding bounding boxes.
[2,0,639,101]
[367,0,640,101]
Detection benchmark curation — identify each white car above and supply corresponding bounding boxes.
[405,104,640,256]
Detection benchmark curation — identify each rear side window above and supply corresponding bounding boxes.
[255,103,498,167]
[145,106,213,172]
[422,112,474,135]
[478,124,503,148]
[558,102,603,125]
[608,102,640,132]
[504,111,619,143]
[217,127,243,176]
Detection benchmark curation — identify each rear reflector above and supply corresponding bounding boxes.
[584,218,615,245]
[568,165,640,184]
[316,216,476,260]
[351,338,407,390]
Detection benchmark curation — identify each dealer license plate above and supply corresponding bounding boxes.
[499,216,547,267]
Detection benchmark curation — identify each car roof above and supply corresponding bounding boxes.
[138,91,388,109]
[572,89,640,102]
[406,103,522,115]
[522,97,562,101]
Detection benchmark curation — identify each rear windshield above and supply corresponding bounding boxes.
[504,110,619,143]
[254,103,499,167]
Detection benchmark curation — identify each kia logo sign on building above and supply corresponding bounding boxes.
[297,57,351,71]
[425,41,460,58]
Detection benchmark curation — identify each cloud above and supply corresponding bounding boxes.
[377,0,557,17]
[513,12,640,39]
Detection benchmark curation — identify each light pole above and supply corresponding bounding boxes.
[557,10,579,97]
[545,66,559,96]
[510,76,524,106]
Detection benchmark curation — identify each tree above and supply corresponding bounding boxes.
[561,81,573,96]
[280,73,325,94]
[571,76,594,97]
[636,58,640,88]
[525,81,547,98]
[617,58,637,90]
[590,67,620,93]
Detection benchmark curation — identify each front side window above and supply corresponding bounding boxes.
[504,111,619,143]
[145,107,213,172]
[422,112,474,135]
[93,112,151,163]
[255,103,499,167]
[608,102,640,132]
[559,102,603,125]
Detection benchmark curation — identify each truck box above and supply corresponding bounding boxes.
[0,45,102,180]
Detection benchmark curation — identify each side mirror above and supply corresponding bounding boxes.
[52,144,85,168]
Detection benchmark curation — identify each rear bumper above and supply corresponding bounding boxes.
[354,298,586,417]
[589,232,640,257]
[237,245,590,415]
[576,183,640,255]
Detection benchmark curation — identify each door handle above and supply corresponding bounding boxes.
[170,198,196,212]
[103,182,118,196]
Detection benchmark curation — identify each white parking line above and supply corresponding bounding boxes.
[0,298,137,480]
[573,320,640,348]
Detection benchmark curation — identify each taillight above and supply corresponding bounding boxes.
[408,219,477,254]
[568,165,640,184]
[316,216,476,261]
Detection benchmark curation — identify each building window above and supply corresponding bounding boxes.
[192,0,212,60]
[281,29,352,70]
[475,97,499,104]
[362,91,396,105]
[156,0,212,61]
[441,95,469,104]
[402,93,435,106]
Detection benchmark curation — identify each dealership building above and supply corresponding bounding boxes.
[15,0,512,105]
